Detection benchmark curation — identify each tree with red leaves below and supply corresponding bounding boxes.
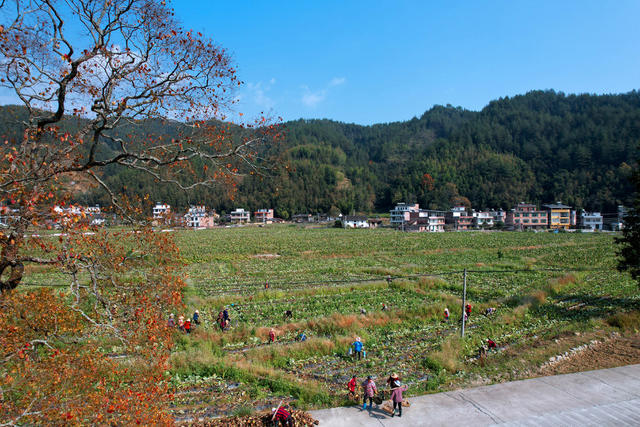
[0,0,280,424]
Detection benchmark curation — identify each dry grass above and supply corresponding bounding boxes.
[429,335,463,373]
[531,290,547,305]
[546,274,577,295]
[607,311,640,330]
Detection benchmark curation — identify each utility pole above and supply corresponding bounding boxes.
[461,268,467,337]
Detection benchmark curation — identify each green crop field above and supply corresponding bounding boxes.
[166,225,639,421]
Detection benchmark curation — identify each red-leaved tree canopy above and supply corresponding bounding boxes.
[0,0,280,423]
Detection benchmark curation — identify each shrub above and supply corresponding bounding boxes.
[424,370,447,391]
[607,311,640,330]
[421,356,444,372]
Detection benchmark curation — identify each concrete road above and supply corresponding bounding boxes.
[310,365,640,426]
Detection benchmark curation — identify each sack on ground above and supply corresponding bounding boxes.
[402,400,410,407]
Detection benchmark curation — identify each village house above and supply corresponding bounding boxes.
[151,202,171,226]
[506,203,548,230]
[406,209,446,232]
[542,202,573,230]
[343,215,369,229]
[390,203,420,227]
[153,203,170,219]
[229,208,250,224]
[292,213,314,223]
[491,209,506,225]
[184,205,217,228]
[0,204,16,227]
[254,209,274,224]
[445,206,474,230]
[52,204,105,226]
[367,218,384,229]
[472,210,495,228]
[579,210,603,231]
[86,205,105,225]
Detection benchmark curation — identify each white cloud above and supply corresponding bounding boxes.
[243,79,276,110]
[301,86,326,107]
[329,77,346,87]
[300,77,347,108]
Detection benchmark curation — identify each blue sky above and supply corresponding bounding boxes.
[171,0,640,125]
[1,1,638,125]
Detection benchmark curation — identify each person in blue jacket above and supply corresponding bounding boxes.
[352,336,364,360]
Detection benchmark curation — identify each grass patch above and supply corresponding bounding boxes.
[607,311,640,330]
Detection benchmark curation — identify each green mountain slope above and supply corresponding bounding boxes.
[1,90,637,217]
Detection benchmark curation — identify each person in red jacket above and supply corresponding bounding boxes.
[184,318,191,334]
[465,303,472,319]
[269,328,276,343]
[272,405,293,427]
[347,375,357,399]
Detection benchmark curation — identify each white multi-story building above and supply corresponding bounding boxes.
[229,208,250,223]
[579,211,603,231]
[390,203,420,227]
[185,205,207,228]
[153,203,171,219]
[473,210,495,227]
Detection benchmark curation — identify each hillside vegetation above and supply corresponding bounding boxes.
[1,90,638,216]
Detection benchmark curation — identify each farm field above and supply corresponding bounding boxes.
[166,225,640,421]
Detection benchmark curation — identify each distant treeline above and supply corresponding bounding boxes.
[1,90,638,218]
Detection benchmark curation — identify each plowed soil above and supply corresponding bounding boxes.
[539,333,640,376]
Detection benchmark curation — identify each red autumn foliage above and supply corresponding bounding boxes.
[0,0,280,424]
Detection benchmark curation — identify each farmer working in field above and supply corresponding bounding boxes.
[352,336,364,360]
[465,303,472,319]
[177,315,184,331]
[362,376,377,410]
[444,307,450,321]
[485,307,496,316]
[389,375,408,417]
[386,372,401,389]
[272,405,293,427]
[347,375,358,400]
[269,328,276,343]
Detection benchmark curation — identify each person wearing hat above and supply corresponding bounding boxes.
[389,375,408,417]
[361,376,377,410]
[177,315,184,331]
[269,328,276,343]
[272,405,293,426]
[192,310,200,325]
[352,336,364,360]
[386,372,400,389]
[167,313,175,328]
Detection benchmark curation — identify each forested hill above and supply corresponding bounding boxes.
[2,90,639,217]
